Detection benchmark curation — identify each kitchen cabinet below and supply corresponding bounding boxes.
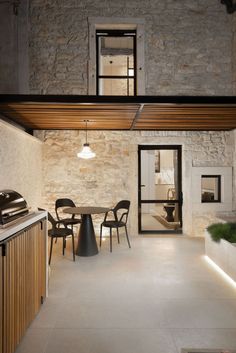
[0,217,47,353]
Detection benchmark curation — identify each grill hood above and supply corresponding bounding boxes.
[0,190,29,227]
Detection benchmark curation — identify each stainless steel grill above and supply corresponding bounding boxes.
[0,190,29,227]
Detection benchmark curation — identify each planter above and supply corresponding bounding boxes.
[205,230,236,282]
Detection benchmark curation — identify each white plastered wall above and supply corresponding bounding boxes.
[192,167,232,213]
[0,119,43,209]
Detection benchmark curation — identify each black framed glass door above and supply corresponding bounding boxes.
[138,145,182,234]
[96,29,137,95]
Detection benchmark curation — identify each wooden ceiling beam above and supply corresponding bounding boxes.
[1,95,236,131]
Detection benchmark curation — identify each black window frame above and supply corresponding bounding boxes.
[201,175,221,203]
[96,29,137,96]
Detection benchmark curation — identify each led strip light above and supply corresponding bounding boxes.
[205,255,236,289]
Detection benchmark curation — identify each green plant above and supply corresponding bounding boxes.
[207,223,236,243]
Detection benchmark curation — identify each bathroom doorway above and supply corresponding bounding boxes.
[138,145,182,234]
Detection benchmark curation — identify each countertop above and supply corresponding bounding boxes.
[0,210,47,243]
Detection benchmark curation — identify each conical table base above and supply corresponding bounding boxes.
[64,206,110,257]
[76,214,98,256]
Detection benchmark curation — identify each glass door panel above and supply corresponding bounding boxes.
[99,78,134,95]
[141,203,182,232]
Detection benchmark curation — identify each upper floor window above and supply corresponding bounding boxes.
[96,30,136,95]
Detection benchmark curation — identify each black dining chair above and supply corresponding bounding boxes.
[55,198,82,228]
[99,200,131,252]
[38,208,75,264]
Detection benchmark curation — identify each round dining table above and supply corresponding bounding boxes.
[64,207,110,256]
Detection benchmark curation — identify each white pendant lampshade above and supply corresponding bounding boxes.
[77,120,96,159]
[77,143,96,159]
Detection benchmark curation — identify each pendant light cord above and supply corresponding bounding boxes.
[85,120,89,144]
[85,120,88,144]
[77,119,95,159]
[84,119,90,145]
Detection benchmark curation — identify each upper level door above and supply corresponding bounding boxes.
[96,29,136,95]
[138,145,182,234]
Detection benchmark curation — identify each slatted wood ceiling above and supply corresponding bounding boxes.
[0,95,236,130]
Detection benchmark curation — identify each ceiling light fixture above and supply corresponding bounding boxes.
[77,120,96,159]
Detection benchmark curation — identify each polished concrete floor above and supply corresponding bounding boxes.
[16,235,236,353]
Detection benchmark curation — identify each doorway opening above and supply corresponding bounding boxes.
[138,145,182,234]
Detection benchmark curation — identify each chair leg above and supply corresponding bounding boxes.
[55,221,62,243]
[49,237,53,265]
[71,233,75,262]
[62,237,65,255]
[116,227,120,244]
[125,225,131,248]
[100,224,103,247]
[110,228,112,252]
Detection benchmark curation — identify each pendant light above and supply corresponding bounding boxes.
[77,120,96,159]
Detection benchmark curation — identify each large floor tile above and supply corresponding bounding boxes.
[163,298,236,329]
[45,328,178,353]
[15,328,52,353]
[172,328,236,351]
[30,297,64,329]
[193,299,236,328]
[55,298,167,329]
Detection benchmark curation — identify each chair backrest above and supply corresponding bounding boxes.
[38,208,57,229]
[55,198,76,220]
[55,198,76,209]
[47,211,57,229]
[113,200,130,223]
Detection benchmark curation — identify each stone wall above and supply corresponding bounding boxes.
[232,13,236,94]
[0,1,29,93]
[29,0,233,95]
[233,129,236,210]
[35,129,234,237]
[0,1,234,94]
[0,3,18,93]
[0,119,43,209]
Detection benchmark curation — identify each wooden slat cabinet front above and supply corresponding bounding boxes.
[0,219,47,353]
